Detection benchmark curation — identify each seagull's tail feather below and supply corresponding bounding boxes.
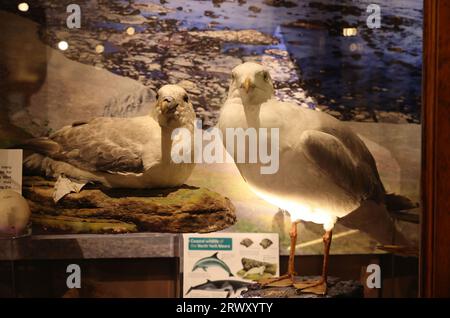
[384,193,418,212]
[23,153,46,175]
[339,200,412,247]
[11,137,62,176]
[16,137,61,156]
[376,244,419,257]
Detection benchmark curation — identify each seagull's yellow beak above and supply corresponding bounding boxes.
[242,78,253,93]
[159,96,178,113]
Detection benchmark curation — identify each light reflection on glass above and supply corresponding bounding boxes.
[18,2,29,12]
[126,27,135,36]
[95,44,105,54]
[342,28,358,37]
[58,41,69,51]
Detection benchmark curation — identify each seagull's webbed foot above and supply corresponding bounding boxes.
[294,278,327,295]
[259,273,297,287]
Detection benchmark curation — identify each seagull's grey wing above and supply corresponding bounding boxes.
[299,129,384,203]
[319,126,385,193]
[46,118,150,174]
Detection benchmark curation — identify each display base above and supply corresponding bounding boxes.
[242,276,364,298]
[23,176,236,234]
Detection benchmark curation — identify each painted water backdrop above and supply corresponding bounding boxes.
[136,0,423,123]
[1,0,423,137]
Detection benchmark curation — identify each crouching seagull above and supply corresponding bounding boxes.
[218,62,415,295]
[22,84,196,201]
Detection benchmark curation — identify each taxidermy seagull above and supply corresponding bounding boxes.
[218,62,415,295]
[22,84,196,202]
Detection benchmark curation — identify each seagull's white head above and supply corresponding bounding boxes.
[229,62,274,106]
[155,84,195,128]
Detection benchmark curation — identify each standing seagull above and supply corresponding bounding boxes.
[22,84,196,199]
[218,62,413,295]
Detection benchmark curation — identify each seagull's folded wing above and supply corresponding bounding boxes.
[299,129,383,202]
[29,117,160,174]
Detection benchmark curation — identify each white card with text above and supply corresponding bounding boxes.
[0,149,23,194]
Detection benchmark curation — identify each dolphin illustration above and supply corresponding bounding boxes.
[192,252,234,276]
[186,279,251,298]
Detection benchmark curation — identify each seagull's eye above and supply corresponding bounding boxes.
[183,95,189,103]
[262,71,270,82]
[156,93,159,100]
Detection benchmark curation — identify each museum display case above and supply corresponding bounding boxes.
[1,0,448,299]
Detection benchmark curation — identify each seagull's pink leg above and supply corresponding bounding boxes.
[261,221,299,287]
[294,230,333,295]
[287,221,298,277]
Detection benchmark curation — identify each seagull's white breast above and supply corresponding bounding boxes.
[219,98,370,230]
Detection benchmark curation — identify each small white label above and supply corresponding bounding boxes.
[0,149,23,194]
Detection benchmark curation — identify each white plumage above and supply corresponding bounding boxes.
[219,62,384,231]
[23,84,196,189]
[218,62,403,294]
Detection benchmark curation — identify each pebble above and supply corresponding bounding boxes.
[204,10,219,18]
[249,6,262,13]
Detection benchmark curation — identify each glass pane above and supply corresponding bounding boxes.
[0,0,421,298]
